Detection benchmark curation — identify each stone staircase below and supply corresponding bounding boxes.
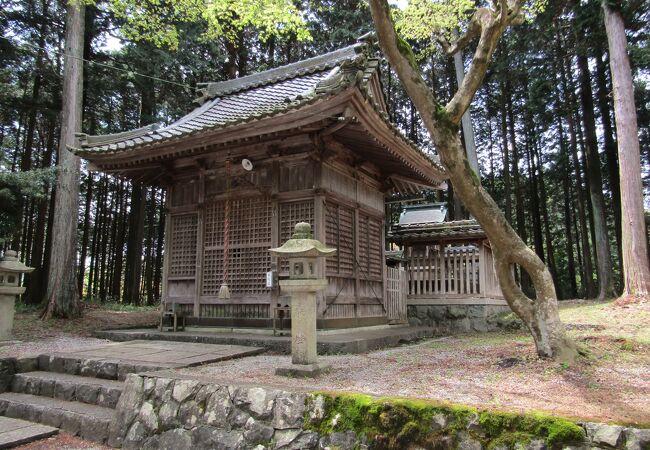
[0,352,155,446]
[0,341,263,447]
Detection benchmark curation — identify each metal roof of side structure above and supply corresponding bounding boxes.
[398,203,448,226]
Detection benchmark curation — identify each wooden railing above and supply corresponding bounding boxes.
[406,243,502,298]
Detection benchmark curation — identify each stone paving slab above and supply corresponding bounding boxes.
[0,417,57,449]
[50,340,265,369]
[95,326,437,354]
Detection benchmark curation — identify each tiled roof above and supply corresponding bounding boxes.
[72,42,445,177]
[76,69,336,154]
[196,44,364,101]
[74,44,368,155]
[389,219,486,242]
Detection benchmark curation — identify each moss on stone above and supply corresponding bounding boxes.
[486,431,534,450]
[306,392,585,450]
[478,410,585,446]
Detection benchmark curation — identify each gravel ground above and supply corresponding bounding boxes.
[179,302,650,426]
[14,433,110,450]
[0,305,158,359]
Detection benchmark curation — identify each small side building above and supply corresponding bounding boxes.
[388,203,510,333]
[74,43,447,329]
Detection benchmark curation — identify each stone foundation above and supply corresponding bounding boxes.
[109,372,649,450]
[407,303,517,333]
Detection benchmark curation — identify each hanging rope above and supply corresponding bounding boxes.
[218,157,232,299]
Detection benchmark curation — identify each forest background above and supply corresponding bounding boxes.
[0,0,648,306]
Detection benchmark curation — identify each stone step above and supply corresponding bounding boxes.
[38,353,169,381]
[11,371,123,409]
[0,392,114,445]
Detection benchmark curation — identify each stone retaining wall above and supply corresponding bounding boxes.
[407,304,515,333]
[110,372,650,450]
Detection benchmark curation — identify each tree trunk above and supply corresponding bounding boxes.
[499,80,512,223]
[453,46,479,180]
[594,42,622,268]
[42,0,85,319]
[602,3,650,298]
[368,0,575,360]
[77,173,93,298]
[123,183,146,304]
[24,117,55,305]
[576,49,616,300]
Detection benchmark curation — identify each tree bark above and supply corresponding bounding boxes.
[123,183,146,304]
[42,0,85,319]
[602,3,650,298]
[576,49,616,300]
[594,42,622,268]
[453,45,479,180]
[77,173,93,298]
[499,80,512,223]
[368,0,575,360]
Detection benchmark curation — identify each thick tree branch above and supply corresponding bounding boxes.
[442,0,524,123]
[368,0,445,128]
[369,0,575,360]
[445,22,502,124]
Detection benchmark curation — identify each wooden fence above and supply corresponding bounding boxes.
[385,267,408,323]
[406,243,502,299]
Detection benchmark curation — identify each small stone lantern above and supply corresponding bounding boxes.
[0,251,33,343]
[269,222,336,377]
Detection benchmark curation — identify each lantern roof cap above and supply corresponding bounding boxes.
[0,251,34,273]
[269,222,337,258]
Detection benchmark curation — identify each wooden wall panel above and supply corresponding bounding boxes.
[357,182,384,212]
[279,163,314,192]
[322,166,356,199]
[171,182,199,207]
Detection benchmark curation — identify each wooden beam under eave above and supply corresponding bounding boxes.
[348,92,447,184]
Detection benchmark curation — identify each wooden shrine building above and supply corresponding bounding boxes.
[388,203,506,312]
[74,42,447,328]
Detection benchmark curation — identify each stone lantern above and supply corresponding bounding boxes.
[269,222,336,377]
[0,251,33,343]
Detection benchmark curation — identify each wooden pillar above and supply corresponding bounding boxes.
[194,171,205,317]
[313,162,327,318]
[479,241,487,298]
[353,175,360,319]
[381,213,387,315]
[160,190,172,312]
[270,160,280,309]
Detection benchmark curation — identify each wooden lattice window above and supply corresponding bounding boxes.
[202,196,272,296]
[280,200,314,242]
[358,214,383,280]
[325,202,354,276]
[279,200,314,272]
[169,214,198,278]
